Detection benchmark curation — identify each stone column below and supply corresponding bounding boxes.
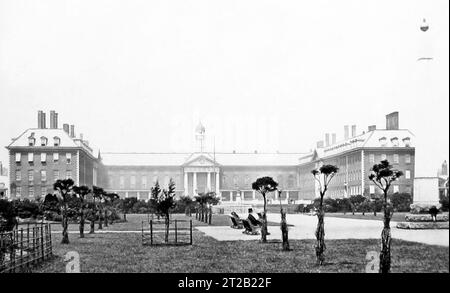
[230,191,233,202]
[215,172,220,195]
[125,192,129,199]
[207,172,211,191]
[286,191,290,204]
[252,190,256,200]
[184,172,189,196]
[137,192,141,200]
[193,172,197,195]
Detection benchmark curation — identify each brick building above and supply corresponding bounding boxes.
[298,112,415,199]
[6,111,106,199]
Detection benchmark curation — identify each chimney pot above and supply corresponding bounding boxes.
[344,125,349,140]
[317,141,324,149]
[351,125,356,137]
[325,133,330,147]
[332,133,336,144]
[368,125,377,132]
[63,124,70,135]
[386,112,399,130]
[70,125,75,138]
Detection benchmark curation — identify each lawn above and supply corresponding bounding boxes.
[324,212,409,222]
[33,215,449,273]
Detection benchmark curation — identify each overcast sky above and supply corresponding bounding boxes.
[0,0,448,176]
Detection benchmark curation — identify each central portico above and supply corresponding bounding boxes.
[183,154,220,196]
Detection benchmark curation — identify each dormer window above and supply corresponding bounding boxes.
[403,137,411,147]
[28,137,36,146]
[54,137,61,147]
[40,137,48,146]
[391,137,399,147]
[379,137,387,147]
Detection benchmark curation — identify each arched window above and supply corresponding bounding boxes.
[28,133,36,146]
[379,137,387,147]
[402,137,411,147]
[391,137,399,147]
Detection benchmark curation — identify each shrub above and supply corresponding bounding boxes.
[0,199,18,232]
[389,193,412,212]
[440,195,449,212]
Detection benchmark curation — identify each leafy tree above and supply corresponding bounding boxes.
[311,164,339,265]
[117,197,138,221]
[0,198,18,232]
[73,185,91,238]
[52,179,76,244]
[368,160,403,273]
[440,194,449,212]
[150,180,177,243]
[178,196,195,216]
[349,195,366,215]
[103,193,119,225]
[252,177,278,243]
[91,186,106,233]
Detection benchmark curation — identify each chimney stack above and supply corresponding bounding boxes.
[332,133,336,145]
[386,112,399,130]
[344,125,349,140]
[368,125,377,132]
[325,133,330,147]
[37,111,46,129]
[50,111,59,129]
[80,133,84,141]
[63,124,70,135]
[70,125,75,138]
[351,125,356,137]
[316,141,324,149]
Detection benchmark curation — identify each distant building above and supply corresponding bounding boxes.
[297,112,415,199]
[0,161,8,198]
[5,111,106,199]
[438,160,449,199]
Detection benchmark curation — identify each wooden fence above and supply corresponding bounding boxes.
[0,223,53,273]
[142,220,192,246]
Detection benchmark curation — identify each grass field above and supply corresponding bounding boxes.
[33,214,449,273]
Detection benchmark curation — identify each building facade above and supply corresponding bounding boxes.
[6,111,105,199]
[6,111,416,203]
[298,112,415,199]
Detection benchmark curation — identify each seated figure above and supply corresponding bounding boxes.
[247,208,262,227]
[229,212,243,229]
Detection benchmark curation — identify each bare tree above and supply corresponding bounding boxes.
[368,160,403,273]
[311,164,339,265]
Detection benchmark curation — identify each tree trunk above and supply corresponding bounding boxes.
[261,195,268,243]
[123,213,127,221]
[61,208,69,244]
[104,210,109,227]
[208,206,212,225]
[89,218,95,234]
[380,195,392,273]
[98,210,103,230]
[315,203,325,265]
[281,209,290,251]
[165,213,170,243]
[79,209,85,238]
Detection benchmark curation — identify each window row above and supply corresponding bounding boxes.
[28,136,61,147]
[14,186,54,198]
[15,152,72,164]
[15,170,73,182]
[368,153,411,164]
[111,175,179,189]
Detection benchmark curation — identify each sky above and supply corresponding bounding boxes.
[0,0,448,177]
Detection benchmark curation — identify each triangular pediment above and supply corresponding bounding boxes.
[183,154,219,167]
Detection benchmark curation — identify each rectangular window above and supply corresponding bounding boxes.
[15,170,21,181]
[130,176,136,188]
[369,154,375,163]
[405,170,411,179]
[28,153,34,163]
[142,176,147,189]
[15,153,21,163]
[41,153,47,163]
[53,153,59,162]
[393,154,399,164]
[16,187,22,197]
[41,170,47,182]
[66,171,72,179]
[54,170,60,182]
[405,154,411,164]
[41,188,47,198]
[66,153,72,164]
[381,154,387,161]
[393,185,399,193]
[369,185,375,194]
[29,187,34,198]
[119,176,125,189]
[28,170,34,182]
